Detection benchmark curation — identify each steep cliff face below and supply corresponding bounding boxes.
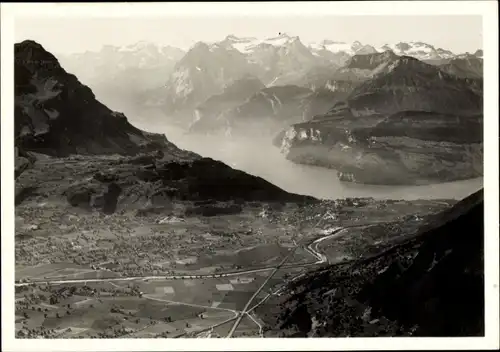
[14,40,177,157]
[267,189,484,337]
[278,56,483,185]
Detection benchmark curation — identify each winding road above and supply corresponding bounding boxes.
[225,212,341,337]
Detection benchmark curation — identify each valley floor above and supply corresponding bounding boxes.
[15,154,456,338]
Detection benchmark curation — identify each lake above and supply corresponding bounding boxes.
[132,120,483,201]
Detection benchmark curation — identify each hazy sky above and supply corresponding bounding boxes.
[14,15,482,55]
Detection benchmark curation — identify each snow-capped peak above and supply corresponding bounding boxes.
[217,33,302,54]
[351,41,363,50]
[129,40,152,49]
[308,40,370,56]
[224,34,258,43]
[118,40,156,53]
[376,41,446,60]
[436,47,456,59]
[455,52,479,60]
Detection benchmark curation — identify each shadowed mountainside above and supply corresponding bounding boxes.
[264,188,484,337]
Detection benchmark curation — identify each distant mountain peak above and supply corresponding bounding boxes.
[130,40,152,47]
[385,55,431,72]
[15,40,61,69]
[224,34,257,42]
[17,39,45,50]
[352,41,363,48]
[276,32,292,38]
[321,39,346,45]
[436,47,455,54]
[396,54,423,63]
[264,32,299,43]
[344,49,399,70]
[192,41,210,50]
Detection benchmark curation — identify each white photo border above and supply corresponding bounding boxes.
[1,1,498,351]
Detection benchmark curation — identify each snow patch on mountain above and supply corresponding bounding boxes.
[220,33,302,54]
[309,40,358,55]
[307,40,457,61]
[377,42,455,60]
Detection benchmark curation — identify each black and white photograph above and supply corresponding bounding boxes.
[1,1,498,351]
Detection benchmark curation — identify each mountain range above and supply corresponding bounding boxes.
[57,34,482,121]
[279,55,483,185]
[54,34,483,186]
[13,39,486,339]
[57,42,186,115]
[15,40,313,205]
[189,82,341,138]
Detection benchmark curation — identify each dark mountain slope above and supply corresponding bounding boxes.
[264,189,484,337]
[345,56,482,116]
